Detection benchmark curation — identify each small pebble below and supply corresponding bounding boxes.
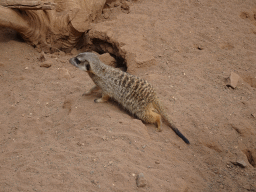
[121,1,130,11]
[231,159,247,168]
[227,72,240,89]
[38,52,46,62]
[136,173,147,187]
[40,63,51,68]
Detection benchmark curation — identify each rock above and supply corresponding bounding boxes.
[103,9,111,19]
[236,159,247,168]
[108,161,113,165]
[77,142,85,146]
[40,63,51,68]
[103,12,110,19]
[99,53,117,68]
[230,149,250,168]
[226,72,240,89]
[102,135,108,141]
[136,173,147,187]
[231,159,247,168]
[62,100,72,114]
[114,1,120,7]
[197,45,203,50]
[71,48,79,55]
[58,68,71,79]
[38,52,46,62]
[121,1,130,10]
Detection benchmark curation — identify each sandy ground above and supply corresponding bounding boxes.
[1,0,256,191]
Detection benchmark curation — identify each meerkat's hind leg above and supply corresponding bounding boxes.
[142,104,162,132]
[83,85,100,96]
[152,111,162,132]
[94,92,110,103]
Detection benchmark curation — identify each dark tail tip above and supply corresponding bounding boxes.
[173,128,190,144]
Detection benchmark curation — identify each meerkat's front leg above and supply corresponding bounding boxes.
[94,93,110,103]
[82,85,100,96]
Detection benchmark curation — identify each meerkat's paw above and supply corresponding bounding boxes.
[156,128,162,132]
[94,98,104,103]
[83,85,100,96]
[94,93,110,103]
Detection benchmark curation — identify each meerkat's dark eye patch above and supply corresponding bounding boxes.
[75,57,81,64]
[86,64,90,71]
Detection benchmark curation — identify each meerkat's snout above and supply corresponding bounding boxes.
[69,57,78,67]
[69,56,90,72]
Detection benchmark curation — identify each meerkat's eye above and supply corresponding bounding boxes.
[75,57,81,64]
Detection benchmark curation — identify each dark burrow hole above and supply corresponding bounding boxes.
[243,150,256,167]
[0,27,24,43]
[91,38,127,71]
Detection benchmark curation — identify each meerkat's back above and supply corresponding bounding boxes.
[102,68,156,116]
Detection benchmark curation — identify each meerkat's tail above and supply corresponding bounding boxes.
[153,100,190,144]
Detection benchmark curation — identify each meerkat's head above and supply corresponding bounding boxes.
[69,52,101,72]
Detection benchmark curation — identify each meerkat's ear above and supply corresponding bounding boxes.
[86,64,90,71]
[79,60,90,71]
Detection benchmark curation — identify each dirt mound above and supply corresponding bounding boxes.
[0,0,256,191]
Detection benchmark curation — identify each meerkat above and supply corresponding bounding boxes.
[69,52,190,144]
